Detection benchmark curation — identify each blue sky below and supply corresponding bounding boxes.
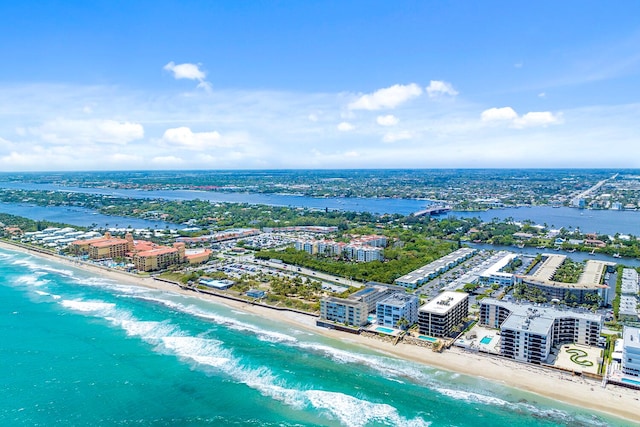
[0,1,639,170]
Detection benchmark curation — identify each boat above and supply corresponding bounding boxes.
[589,249,596,255]
[613,253,621,258]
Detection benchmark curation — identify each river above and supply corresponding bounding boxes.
[0,182,639,235]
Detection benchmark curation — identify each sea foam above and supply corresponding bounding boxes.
[306,390,431,427]
[11,258,75,277]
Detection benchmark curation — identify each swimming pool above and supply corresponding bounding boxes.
[376,327,394,334]
[621,377,640,387]
[418,335,437,342]
[480,336,492,345]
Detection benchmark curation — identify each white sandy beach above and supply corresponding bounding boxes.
[2,240,639,423]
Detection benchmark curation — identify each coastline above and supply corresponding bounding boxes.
[1,240,638,423]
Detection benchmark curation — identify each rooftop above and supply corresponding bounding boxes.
[623,327,640,350]
[396,248,476,285]
[530,254,566,281]
[481,252,517,278]
[482,298,602,325]
[136,247,178,257]
[90,238,129,248]
[501,307,555,335]
[621,268,639,295]
[419,291,468,315]
[521,255,614,290]
[378,292,418,307]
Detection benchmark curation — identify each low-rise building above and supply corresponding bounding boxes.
[622,268,639,294]
[418,291,469,337]
[395,248,476,289]
[619,296,639,322]
[478,251,517,287]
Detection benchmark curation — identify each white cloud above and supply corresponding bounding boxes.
[1,82,638,170]
[152,155,184,165]
[308,113,318,122]
[514,111,563,128]
[30,119,144,144]
[164,62,206,81]
[337,122,355,131]
[481,107,518,122]
[162,126,229,150]
[481,107,562,128]
[426,80,458,98]
[538,92,546,98]
[164,61,211,92]
[348,83,422,110]
[376,115,399,126]
[382,131,412,143]
[108,153,143,163]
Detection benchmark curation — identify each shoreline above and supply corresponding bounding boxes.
[1,240,638,423]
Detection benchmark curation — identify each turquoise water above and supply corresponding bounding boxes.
[375,327,394,334]
[418,335,438,343]
[621,378,640,387]
[0,248,631,426]
[480,336,493,345]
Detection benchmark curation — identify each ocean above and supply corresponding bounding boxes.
[0,247,631,426]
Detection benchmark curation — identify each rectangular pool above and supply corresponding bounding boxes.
[418,335,437,342]
[621,378,640,387]
[480,336,492,345]
[376,327,394,334]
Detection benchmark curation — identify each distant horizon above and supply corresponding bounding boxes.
[0,167,640,175]
[0,167,638,175]
[1,2,639,170]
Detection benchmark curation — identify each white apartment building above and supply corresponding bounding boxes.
[623,327,640,377]
[376,292,419,328]
[480,299,603,364]
[478,252,517,287]
[320,297,368,327]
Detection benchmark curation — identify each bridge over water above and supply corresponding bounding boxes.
[413,205,452,216]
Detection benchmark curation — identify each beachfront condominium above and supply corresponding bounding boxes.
[622,327,640,378]
[376,292,419,329]
[319,283,405,327]
[517,254,614,306]
[480,299,603,364]
[320,297,368,327]
[395,248,476,289]
[418,291,469,337]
